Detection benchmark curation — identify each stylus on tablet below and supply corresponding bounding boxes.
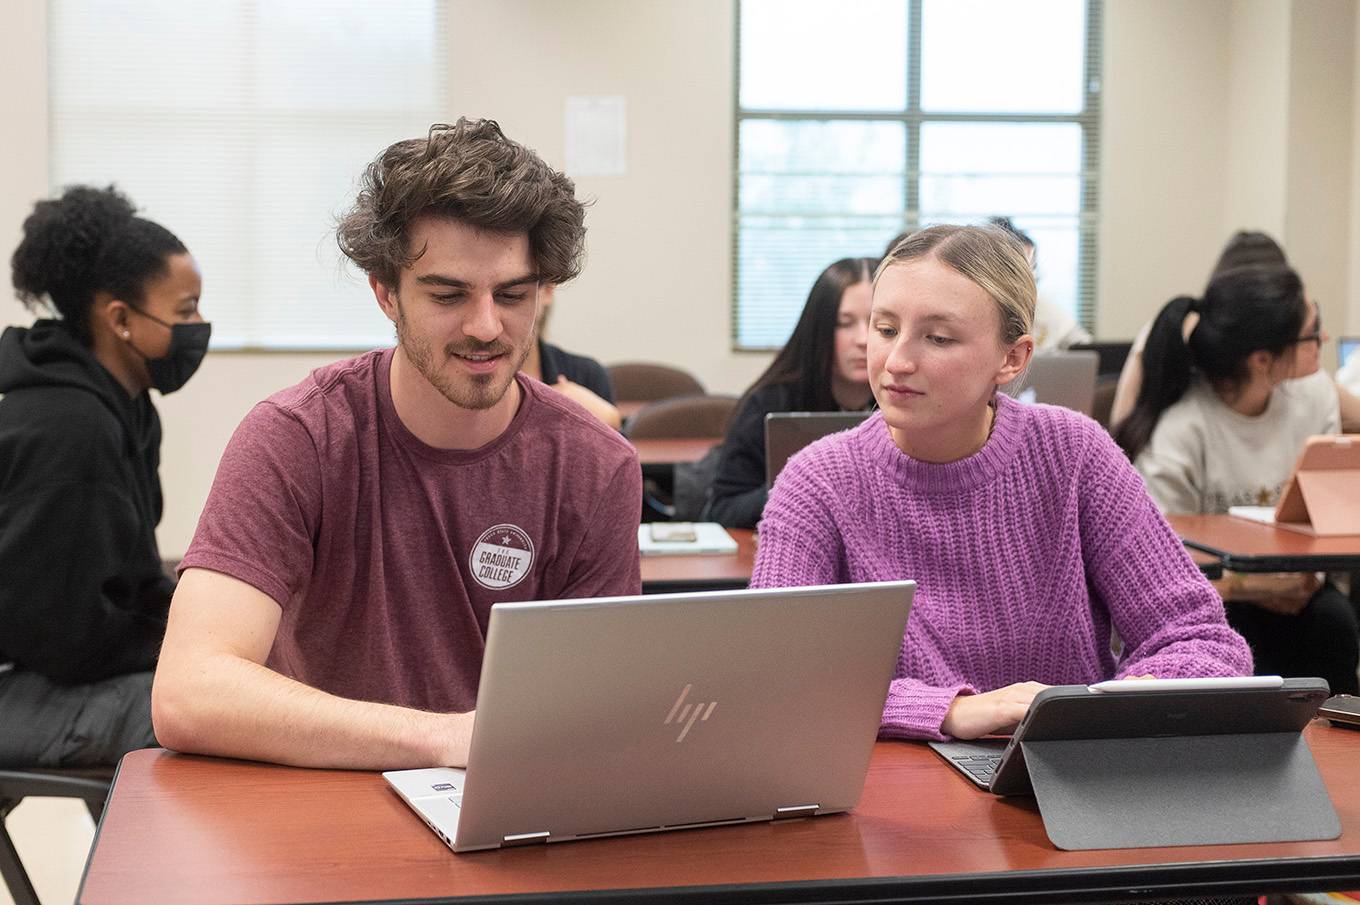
[1087,675,1285,693]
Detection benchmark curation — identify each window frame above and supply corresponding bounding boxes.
[731,0,1103,351]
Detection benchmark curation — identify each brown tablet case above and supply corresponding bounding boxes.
[1273,435,1360,536]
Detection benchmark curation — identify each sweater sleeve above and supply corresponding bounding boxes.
[708,388,780,529]
[1081,424,1253,679]
[0,433,169,683]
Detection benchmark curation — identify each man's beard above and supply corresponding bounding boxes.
[396,308,532,411]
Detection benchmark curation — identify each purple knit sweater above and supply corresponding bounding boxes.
[750,393,1252,740]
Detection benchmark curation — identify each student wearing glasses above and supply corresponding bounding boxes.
[1115,264,1358,694]
[749,225,1250,741]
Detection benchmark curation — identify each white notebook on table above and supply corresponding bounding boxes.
[637,522,738,556]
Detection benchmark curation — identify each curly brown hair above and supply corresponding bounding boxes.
[337,119,586,288]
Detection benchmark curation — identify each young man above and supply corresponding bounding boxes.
[152,120,642,770]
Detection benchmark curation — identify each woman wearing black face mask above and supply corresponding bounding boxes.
[0,184,209,768]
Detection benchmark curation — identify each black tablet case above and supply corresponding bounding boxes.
[992,680,1340,850]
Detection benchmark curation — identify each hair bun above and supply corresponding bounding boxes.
[12,184,137,304]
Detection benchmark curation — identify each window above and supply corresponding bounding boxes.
[735,0,1100,349]
[49,0,447,350]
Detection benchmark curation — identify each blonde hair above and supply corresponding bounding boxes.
[876,225,1036,345]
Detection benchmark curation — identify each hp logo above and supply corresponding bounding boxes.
[664,684,717,742]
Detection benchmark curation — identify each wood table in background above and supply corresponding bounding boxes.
[630,436,721,468]
[639,527,755,594]
[79,722,1360,905]
[1170,513,1360,573]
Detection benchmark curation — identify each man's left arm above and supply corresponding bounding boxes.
[558,456,643,598]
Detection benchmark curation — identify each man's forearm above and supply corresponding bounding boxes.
[152,653,472,770]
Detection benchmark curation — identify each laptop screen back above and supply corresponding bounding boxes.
[764,411,872,487]
[452,581,914,851]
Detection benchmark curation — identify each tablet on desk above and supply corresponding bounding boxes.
[1273,434,1360,536]
[930,676,1338,850]
[930,675,1324,797]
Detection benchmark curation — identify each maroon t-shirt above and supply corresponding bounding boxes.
[180,349,642,712]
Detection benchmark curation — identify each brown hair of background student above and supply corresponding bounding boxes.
[336,119,587,288]
[745,256,879,412]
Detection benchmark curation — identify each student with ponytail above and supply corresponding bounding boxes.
[0,185,209,766]
[1117,264,1358,694]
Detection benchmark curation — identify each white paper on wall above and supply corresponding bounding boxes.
[565,95,627,177]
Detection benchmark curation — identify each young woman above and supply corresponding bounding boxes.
[706,256,877,528]
[1110,230,1360,430]
[750,226,1250,741]
[1116,265,1358,694]
[0,184,209,767]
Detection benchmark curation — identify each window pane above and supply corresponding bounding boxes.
[50,0,444,350]
[737,120,905,348]
[920,123,1083,320]
[920,122,1081,217]
[740,120,905,215]
[740,0,908,111]
[738,216,900,349]
[920,0,1085,114]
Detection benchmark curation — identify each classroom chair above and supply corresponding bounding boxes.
[624,394,738,441]
[607,362,705,405]
[0,767,112,905]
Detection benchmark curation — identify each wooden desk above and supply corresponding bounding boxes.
[80,723,1360,905]
[631,436,721,467]
[1187,545,1223,579]
[1171,513,1360,573]
[639,528,755,593]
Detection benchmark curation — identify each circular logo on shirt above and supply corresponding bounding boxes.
[470,524,535,590]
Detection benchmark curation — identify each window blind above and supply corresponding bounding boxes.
[49,0,448,350]
[734,0,1102,351]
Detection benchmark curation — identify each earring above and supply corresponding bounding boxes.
[123,330,130,339]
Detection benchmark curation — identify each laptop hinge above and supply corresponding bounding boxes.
[502,831,550,847]
[773,804,820,820]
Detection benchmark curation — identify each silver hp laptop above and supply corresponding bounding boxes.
[764,411,872,487]
[384,581,914,852]
[1003,350,1099,416]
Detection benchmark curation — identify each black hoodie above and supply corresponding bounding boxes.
[0,319,175,684]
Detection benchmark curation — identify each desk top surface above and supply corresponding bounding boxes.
[1170,513,1360,571]
[80,722,1360,905]
[638,527,755,590]
[630,436,721,466]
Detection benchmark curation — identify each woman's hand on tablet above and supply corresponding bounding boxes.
[941,682,1049,740]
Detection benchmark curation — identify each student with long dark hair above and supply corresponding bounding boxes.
[707,256,877,528]
[1117,264,1358,694]
[0,184,210,767]
[1110,230,1360,430]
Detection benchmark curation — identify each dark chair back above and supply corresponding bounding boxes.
[625,395,738,440]
[1,767,113,905]
[607,362,705,404]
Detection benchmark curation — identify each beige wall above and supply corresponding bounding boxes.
[1224,0,1290,239]
[1097,0,1233,341]
[4,0,1360,554]
[1,0,47,331]
[1284,0,1356,367]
